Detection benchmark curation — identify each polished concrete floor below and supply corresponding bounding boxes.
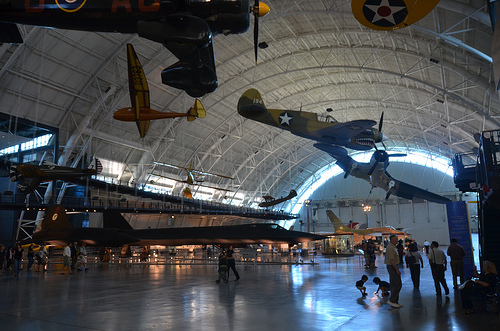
[1,252,499,331]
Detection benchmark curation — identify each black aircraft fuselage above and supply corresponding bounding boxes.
[0,0,254,97]
[26,206,324,247]
[0,0,250,34]
[30,223,326,247]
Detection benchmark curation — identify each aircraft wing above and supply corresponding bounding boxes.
[312,119,376,142]
[313,144,355,173]
[258,190,297,208]
[387,173,451,204]
[126,44,151,138]
[351,0,440,31]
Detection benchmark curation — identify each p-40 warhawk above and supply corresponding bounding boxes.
[0,0,270,97]
[26,205,325,247]
[351,0,440,31]
[315,144,451,204]
[114,44,205,138]
[9,159,102,194]
[259,189,297,208]
[238,89,385,150]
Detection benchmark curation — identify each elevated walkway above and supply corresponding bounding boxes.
[452,129,500,270]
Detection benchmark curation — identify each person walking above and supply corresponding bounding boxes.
[447,238,466,289]
[384,234,403,308]
[429,241,449,296]
[61,242,73,275]
[27,244,35,270]
[423,240,430,255]
[70,242,78,270]
[405,242,424,288]
[226,245,240,281]
[0,244,6,276]
[77,243,89,271]
[13,243,23,276]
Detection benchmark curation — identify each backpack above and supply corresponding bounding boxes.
[406,253,416,264]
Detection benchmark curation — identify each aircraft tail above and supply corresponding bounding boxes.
[187,99,206,121]
[87,158,103,175]
[103,210,134,230]
[326,210,350,232]
[41,205,71,230]
[237,88,267,117]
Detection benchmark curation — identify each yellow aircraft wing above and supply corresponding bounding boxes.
[126,43,151,138]
[351,0,440,31]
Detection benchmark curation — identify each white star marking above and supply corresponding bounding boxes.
[279,113,293,126]
[364,0,406,25]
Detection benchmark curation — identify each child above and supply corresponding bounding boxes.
[373,277,390,296]
[356,275,368,296]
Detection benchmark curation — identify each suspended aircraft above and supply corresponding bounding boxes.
[327,210,404,236]
[25,205,326,247]
[351,0,440,31]
[151,160,234,199]
[237,89,385,150]
[9,159,102,194]
[316,143,451,204]
[0,0,270,97]
[259,189,297,208]
[113,44,205,138]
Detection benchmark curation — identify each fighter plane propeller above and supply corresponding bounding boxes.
[237,89,386,150]
[0,0,270,97]
[366,112,407,175]
[315,143,451,204]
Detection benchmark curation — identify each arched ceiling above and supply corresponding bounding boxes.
[0,0,496,206]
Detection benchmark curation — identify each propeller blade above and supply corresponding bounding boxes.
[254,12,259,63]
[368,161,378,176]
[378,111,384,132]
[252,2,270,64]
[388,153,406,158]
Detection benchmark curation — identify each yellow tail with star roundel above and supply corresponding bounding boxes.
[351,0,440,31]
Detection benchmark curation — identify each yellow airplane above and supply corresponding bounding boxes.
[151,160,234,199]
[113,44,206,138]
[327,210,404,237]
[351,0,440,31]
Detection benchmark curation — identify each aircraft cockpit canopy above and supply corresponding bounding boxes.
[249,223,286,230]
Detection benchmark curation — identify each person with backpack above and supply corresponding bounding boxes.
[405,242,424,288]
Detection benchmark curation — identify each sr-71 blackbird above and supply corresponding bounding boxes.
[0,0,270,97]
[237,88,385,150]
[25,205,325,247]
[315,143,451,204]
[9,159,102,194]
[113,44,205,138]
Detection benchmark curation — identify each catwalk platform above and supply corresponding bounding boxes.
[1,252,498,330]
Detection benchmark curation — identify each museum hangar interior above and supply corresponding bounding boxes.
[1,1,500,329]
